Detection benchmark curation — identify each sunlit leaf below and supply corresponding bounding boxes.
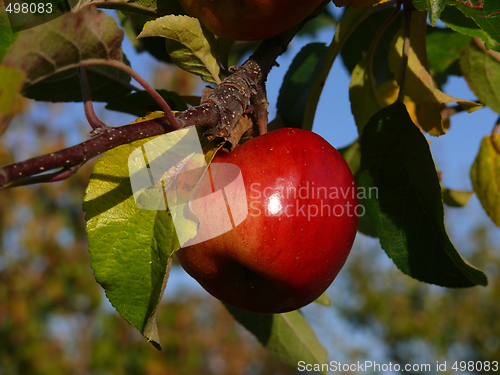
[440,5,499,52]
[471,132,500,227]
[358,101,487,287]
[83,135,180,349]
[314,292,331,306]
[225,305,328,374]
[138,15,220,84]
[83,115,222,348]
[349,54,385,133]
[0,65,25,115]
[389,10,481,135]
[449,0,500,51]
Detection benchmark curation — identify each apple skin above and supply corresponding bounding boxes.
[177,0,325,41]
[175,128,358,313]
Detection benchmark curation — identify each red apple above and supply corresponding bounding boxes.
[177,0,325,41]
[175,128,359,313]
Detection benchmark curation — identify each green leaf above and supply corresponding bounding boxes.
[0,8,18,63]
[83,135,184,349]
[138,15,220,84]
[442,188,474,207]
[277,43,328,131]
[338,140,377,238]
[349,54,386,133]
[0,65,25,114]
[471,133,500,227]
[303,6,374,131]
[428,0,447,25]
[460,40,500,114]
[449,0,500,51]
[340,7,401,83]
[2,7,132,102]
[426,27,471,74]
[224,305,328,374]
[440,5,500,52]
[413,0,428,11]
[314,292,331,307]
[358,101,487,287]
[106,89,188,117]
[118,12,173,64]
[22,64,132,102]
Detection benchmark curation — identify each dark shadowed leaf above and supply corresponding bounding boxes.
[75,0,186,18]
[106,89,188,117]
[277,43,327,130]
[358,101,487,287]
[303,6,374,131]
[340,7,401,84]
[2,7,132,102]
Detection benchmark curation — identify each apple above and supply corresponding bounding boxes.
[177,0,325,41]
[175,128,359,313]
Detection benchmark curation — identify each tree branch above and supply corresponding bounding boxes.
[0,6,314,189]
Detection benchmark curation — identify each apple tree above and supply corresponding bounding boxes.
[1,0,500,371]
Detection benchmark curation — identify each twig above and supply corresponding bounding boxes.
[78,66,110,134]
[440,104,466,122]
[81,60,181,130]
[473,37,500,63]
[398,1,413,103]
[0,13,308,189]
